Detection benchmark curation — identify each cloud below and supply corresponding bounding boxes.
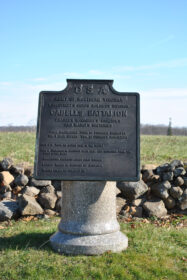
[0,81,67,126]
[0,82,12,86]
[29,70,131,83]
[115,58,187,72]
[0,79,186,127]
[88,70,106,76]
[0,65,187,128]
[140,88,187,127]
[31,77,47,82]
[150,35,175,48]
[63,72,84,78]
[141,88,187,99]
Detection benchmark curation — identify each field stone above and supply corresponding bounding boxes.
[0,171,14,186]
[149,174,160,183]
[1,158,13,171]
[0,184,12,194]
[129,206,143,218]
[143,199,167,217]
[174,167,186,177]
[22,186,40,197]
[119,211,131,219]
[142,169,154,183]
[40,185,55,194]
[52,180,61,191]
[0,162,3,172]
[179,189,187,210]
[0,200,19,221]
[151,181,171,200]
[170,186,183,199]
[117,180,148,200]
[14,174,29,186]
[119,206,131,218]
[44,209,56,216]
[170,160,184,169]
[174,177,184,187]
[116,197,126,214]
[12,186,22,195]
[18,194,44,215]
[9,165,24,176]
[56,191,62,199]
[164,196,176,209]
[182,177,187,187]
[155,163,173,175]
[0,191,12,200]
[38,192,57,209]
[161,172,173,181]
[141,164,157,170]
[132,196,146,207]
[29,178,51,188]
[24,167,33,177]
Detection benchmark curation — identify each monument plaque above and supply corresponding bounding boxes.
[34,79,139,181]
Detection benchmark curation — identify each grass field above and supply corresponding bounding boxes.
[0,132,187,166]
[141,135,187,165]
[0,217,187,280]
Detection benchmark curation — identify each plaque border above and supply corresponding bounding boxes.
[34,79,140,181]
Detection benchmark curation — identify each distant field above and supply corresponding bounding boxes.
[0,132,187,166]
[141,135,187,165]
[0,132,35,166]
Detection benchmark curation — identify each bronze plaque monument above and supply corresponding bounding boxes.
[34,79,140,181]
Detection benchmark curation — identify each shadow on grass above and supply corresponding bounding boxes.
[0,232,52,251]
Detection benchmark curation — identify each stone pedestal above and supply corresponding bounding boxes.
[50,181,128,255]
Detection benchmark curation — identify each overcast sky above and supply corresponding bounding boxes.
[0,0,187,127]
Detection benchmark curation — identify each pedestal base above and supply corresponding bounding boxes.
[50,231,128,255]
[50,181,128,255]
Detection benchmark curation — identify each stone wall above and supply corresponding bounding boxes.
[0,158,186,221]
[117,160,187,218]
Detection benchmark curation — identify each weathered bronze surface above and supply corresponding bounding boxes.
[34,79,140,181]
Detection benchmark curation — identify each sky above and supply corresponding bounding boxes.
[0,0,187,127]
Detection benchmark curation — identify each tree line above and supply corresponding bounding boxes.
[0,124,187,136]
[140,124,187,136]
[0,126,36,132]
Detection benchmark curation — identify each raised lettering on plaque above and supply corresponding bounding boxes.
[34,79,140,181]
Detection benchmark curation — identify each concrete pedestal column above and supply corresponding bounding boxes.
[50,181,128,255]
